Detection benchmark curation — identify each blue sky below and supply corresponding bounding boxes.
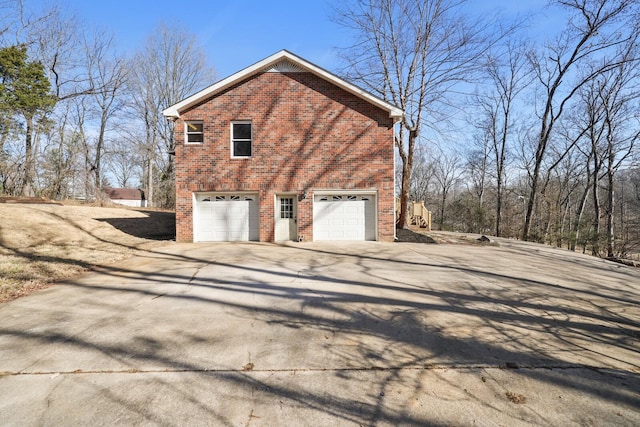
[46,0,549,79]
[65,0,351,77]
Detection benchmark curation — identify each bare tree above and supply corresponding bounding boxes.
[335,0,505,229]
[565,31,640,256]
[544,143,586,247]
[568,144,594,252]
[0,136,22,194]
[433,147,463,230]
[475,40,532,236]
[0,0,56,46]
[465,132,492,211]
[37,100,81,199]
[106,138,140,188]
[409,143,436,203]
[522,0,639,240]
[595,47,640,256]
[26,7,112,103]
[130,22,215,208]
[1,3,119,198]
[0,0,18,40]
[82,29,128,200]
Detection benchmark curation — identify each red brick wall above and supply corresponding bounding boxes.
[174,71,396,242]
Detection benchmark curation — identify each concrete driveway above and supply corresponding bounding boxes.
[1,239,639,426]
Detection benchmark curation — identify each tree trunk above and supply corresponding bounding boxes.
[606,168,615,257]
[523,169,539,240]
[439,189,446,230]
[94,109,108,199]
[147,158,153,208]
[396,128,416,230]
[570,184,590,251]
[524,124,546,241]
[495,166,503,237]
[159,153,175,208]
[398,169,409,228]
[592,173,601,256]
[22,115,35,197]
[495,94,510,237]
[558,195,570,248]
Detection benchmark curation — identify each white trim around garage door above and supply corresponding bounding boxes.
[312,190,377,241]
[193,192,259,242]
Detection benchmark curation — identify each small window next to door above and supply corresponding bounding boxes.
[280,197,294,218]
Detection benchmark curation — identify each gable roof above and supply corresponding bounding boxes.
[162,50,403,121]
[104,187,145,200]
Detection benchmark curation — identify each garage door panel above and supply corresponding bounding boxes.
[313,195,375,241]
[194,195,258,242]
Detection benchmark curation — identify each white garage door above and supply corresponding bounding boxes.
[313,194,376,241]
[194,193,259,242]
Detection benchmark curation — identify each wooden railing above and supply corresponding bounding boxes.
[395,198,432,231]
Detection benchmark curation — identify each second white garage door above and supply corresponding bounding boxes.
[313,194,376,241]
[193,193,259,242]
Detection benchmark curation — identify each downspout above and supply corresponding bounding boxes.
[393,120,398,241]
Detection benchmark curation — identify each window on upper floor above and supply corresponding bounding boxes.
[185,121,204,144]
[231,121,252,158]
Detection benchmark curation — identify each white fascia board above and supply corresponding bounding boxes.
[162,50,403,121]
[279,51,403,121]
[162,51,288,118]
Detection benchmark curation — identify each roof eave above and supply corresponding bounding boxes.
[389,108,403,122]
[162,50,404,121]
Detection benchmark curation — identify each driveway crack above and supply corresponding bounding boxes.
[3,363,618,377]
[189,263,209,285]
[178,262,211,295]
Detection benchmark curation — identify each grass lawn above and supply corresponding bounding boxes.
[0,202,175,303]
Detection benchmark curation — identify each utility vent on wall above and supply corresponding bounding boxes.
[265,60,305,73]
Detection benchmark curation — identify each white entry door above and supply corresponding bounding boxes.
[275,195,297,241]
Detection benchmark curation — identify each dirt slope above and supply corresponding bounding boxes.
[0,203,175,302]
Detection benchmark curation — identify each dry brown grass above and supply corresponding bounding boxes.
[0,202,175,303]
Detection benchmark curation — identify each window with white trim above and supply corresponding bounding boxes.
[231,121,252,157]
[185,121,204,144]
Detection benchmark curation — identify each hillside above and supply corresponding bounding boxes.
[2,202,633,304]
[0,202,175,302]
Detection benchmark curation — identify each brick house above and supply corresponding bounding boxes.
[163,50,402,243]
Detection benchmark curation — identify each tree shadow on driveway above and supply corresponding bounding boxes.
[0,241,639,425]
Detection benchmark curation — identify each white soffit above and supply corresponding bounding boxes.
[162,50,403,121]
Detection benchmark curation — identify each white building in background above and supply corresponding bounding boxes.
[104,188,146,207]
